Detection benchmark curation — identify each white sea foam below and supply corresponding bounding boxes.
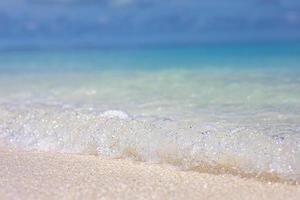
[100,110,130,119]
[0,102,299,183]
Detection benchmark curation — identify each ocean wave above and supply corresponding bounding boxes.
[0,102,299,183]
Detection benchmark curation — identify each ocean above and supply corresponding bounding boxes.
[0,42,300,183]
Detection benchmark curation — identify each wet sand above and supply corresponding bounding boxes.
[0,150,299,200]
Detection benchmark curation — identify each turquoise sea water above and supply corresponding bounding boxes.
[0,43,300,183]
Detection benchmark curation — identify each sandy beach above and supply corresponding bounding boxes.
[0,150,299,200]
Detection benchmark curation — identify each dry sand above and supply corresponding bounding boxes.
[0,150,299,200]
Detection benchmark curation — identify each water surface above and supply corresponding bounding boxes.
[1,43,300,183]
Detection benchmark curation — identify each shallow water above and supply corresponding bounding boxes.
[0,44,300,183]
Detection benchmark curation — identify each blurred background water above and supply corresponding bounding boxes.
[0,0,300,49]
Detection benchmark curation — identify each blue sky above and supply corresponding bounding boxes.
[0,0,300,48]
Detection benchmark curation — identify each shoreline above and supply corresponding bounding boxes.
[0,150,299,200]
